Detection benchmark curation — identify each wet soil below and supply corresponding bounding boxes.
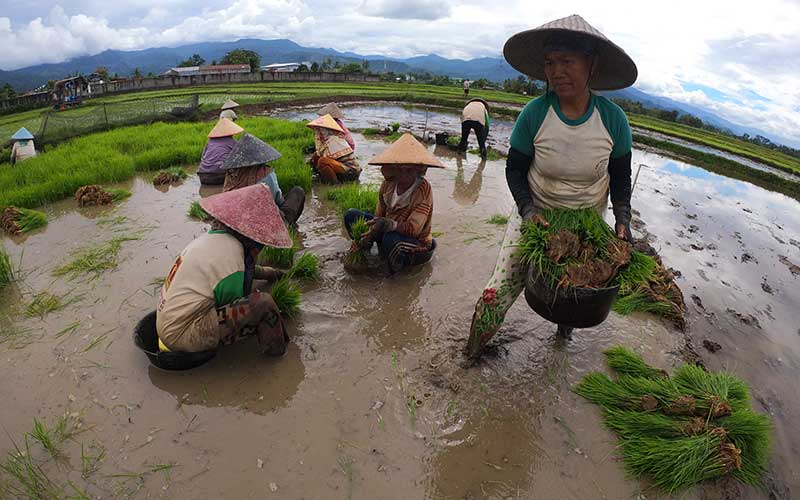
[1,105,799,499]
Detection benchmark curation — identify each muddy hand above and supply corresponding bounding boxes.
[616,222,632,241]
[527,213,549,227]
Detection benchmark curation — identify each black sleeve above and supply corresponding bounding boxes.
[608,151,632,225]
[505,146,535,218]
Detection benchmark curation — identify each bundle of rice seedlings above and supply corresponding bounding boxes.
[25,292,62,318]
[574,346,771,493]
[269,277,301,317]
[153,166,188,185]
[258,228,299,269]
[106,188,132,202]
[325,184,379,214]
[344,217,370,267]
[517,208,683,323]
[187,201,211,221]
[287,252,319,280]
[0,245,12,287]
[52,234,140,281]
[75,185,113,206]
[1,207,48,234]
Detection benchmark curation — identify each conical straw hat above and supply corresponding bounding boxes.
[11,127,34,140]
[223,133,282,170]
[503,14,637,91]
[200,184,292,248]
[368,133,445,169]
[221,99,240,110]
[306,114,344,133]
[208,118,244,138]
[317,102,344,119]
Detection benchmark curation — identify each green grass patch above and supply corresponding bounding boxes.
[52,234,140,281]
[187,201,211,221]
[159,166,188,180]
[106,188,131,202]
[325,184,379,214]
[469,147,504,161]
[361,128,381,136]
[574,346,771,493]
[486,214,508,225]
[446,136,461,148]
[269,277,301,317]
[0,117,312,210]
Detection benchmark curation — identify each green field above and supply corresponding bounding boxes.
[0,117,313,210]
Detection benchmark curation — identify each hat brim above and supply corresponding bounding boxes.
[200,184,292,248]
[306,114,344,133]
[223,133,282,170]
[368,133,446,169]
[208,118,245,138]
[221,100,240,110]
[503,28,637,91]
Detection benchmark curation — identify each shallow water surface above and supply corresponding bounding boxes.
[0,123,798,498]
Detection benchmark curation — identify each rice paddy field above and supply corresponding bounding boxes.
[0,99,798,499]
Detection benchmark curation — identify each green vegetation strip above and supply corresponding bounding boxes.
[325,183,380,214]
[0,245,12,287]
[634,134,800,201]
[518,208,684,323]
[575,346,771,493]
[0,117,313,211]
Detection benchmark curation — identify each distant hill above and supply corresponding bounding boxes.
[0,37,780,143]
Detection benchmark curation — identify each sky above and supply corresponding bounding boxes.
[1,0,799,147]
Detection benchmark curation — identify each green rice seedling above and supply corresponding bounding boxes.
[604,346,667,379]
[0,245,13,287]
[106,188,132,202]
[16,208,48,233]
[52,234,140,281]
[0,438,66,499]
[486,214,508,225]
[287,252,319,280]
[269,277,301,317]
[28,416,74,458]
[469,148,504,160]
[576,345,772,492]
[326,184,379,214]
[187,201,211,221]
[160,166,188,180]
[259,228,299,269]
[390,122,401,133]
[361,128,381,136]
[446,136,461,148]
[344,217,370,267]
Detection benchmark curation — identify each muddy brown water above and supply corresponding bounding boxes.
[0,105,798,499]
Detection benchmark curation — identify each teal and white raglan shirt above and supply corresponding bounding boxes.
[509,92,632,213]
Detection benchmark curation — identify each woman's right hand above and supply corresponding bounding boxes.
[522,206,549,227]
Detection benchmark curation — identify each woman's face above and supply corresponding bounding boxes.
[543,50,592,99]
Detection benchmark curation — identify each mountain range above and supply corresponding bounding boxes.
[0,38,768,140]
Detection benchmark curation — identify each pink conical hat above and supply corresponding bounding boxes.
[200,184,292,248]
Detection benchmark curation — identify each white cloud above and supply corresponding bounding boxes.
[1,0,799,146]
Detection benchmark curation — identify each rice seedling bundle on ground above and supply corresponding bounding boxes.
[575,346,771,493]
[325,184,379,214]
[258,228,299,269]
[1,206,48,234]
[106,187,131,202]
[153,166,188,185]
[269,277,302,317]
[518,208,685,326]
[344,217,370,269]
[74,185,113,206]
[0,245,12,287]
[187,201,211,221]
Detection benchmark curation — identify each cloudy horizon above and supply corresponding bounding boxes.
[2,0,799,147]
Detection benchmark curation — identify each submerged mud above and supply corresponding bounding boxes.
[0,109,798,499]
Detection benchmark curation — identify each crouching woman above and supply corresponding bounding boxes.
[344,133,444,272]
[156,184,293,355]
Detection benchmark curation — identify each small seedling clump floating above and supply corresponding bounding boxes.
[75,185,113,206]
[153,167,188,185]
[187,201,211,221]
[575,346,771,493]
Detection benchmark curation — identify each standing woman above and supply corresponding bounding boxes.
[466,15,637,358]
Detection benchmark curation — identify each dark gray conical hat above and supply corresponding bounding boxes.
[223,133,282,170]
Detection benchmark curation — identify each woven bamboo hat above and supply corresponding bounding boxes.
[11,127,34,140]
[503,14,637,91]
[207,118,244,138]
[306,114,344,133]
[223,133,282,170]
[368,133,445,169]
[221,99,240,110]
[317,103,344,119]
[200,184,292,248]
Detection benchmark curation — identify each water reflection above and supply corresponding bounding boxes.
[148,340,305,414]
[453,157,487,206]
